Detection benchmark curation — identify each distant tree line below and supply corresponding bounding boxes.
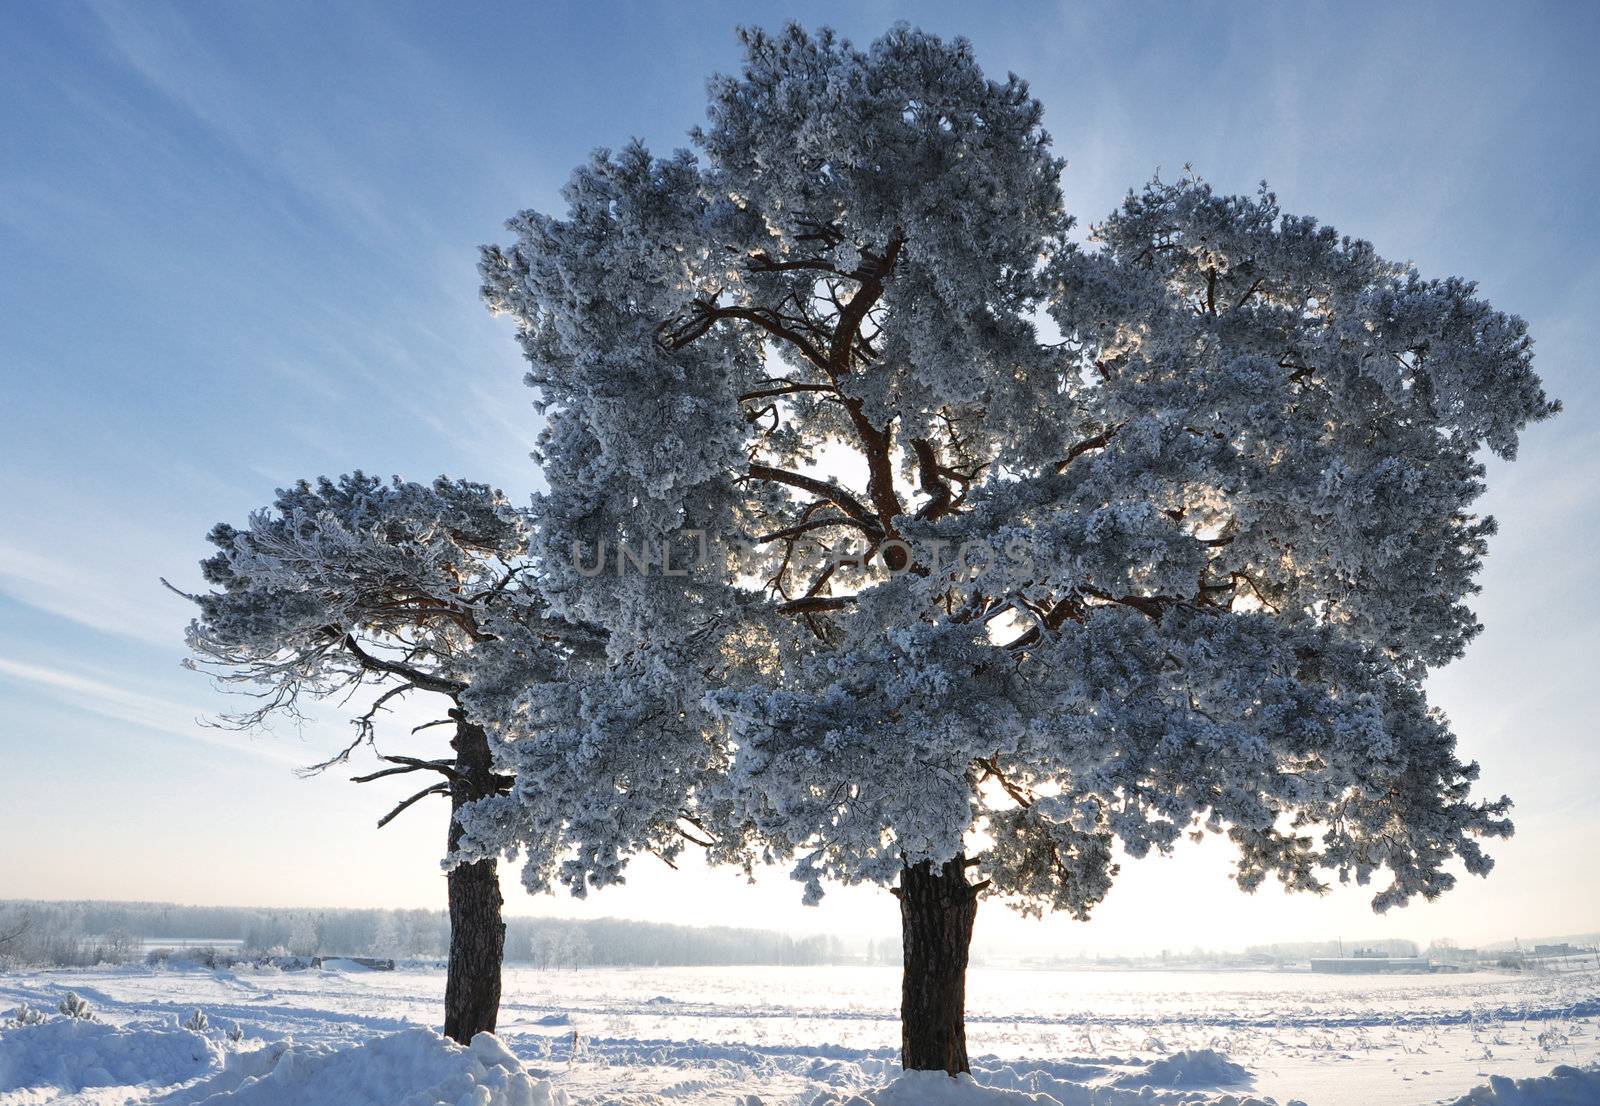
[0,900,854,968]
[517,917,848,968]
[1243,938,1421,961]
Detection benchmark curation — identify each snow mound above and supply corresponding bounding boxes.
[818,1059,1290,1106]
[1444,1065,1600,1105]
[809,1070,1068,1106]
[183,1028,563,1106]
[1117,1050,1251,1089]
[0,1016,220,1094]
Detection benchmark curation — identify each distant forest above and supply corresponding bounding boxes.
[0,900,859,969]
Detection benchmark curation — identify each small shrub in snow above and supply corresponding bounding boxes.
[228,1022,245,1043]
[57,992,93,1020]
[9,1001,47,1027]
[184,1009,210,1032]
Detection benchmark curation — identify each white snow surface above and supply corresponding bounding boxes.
[1,963,1596,1105]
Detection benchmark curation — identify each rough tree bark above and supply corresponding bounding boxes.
[442,714,506,1044]
[896,855,981,1075]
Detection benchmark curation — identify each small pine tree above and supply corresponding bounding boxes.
[57,992,93,1020]
[183,1009,209,1032]
[176,474,598,1043]
[10,1001,46,1026]
[227,1022,245,1044]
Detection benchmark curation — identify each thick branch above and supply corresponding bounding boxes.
[1000,594,1086,651]
[1056,427,1117,472]
[777,595,854,615]
[738,381,838,403]
[912,438,955,521]
[757,511,872,544]
[659,302,831,372]
[342,635,465,696]
[828,237,902,376]
[746,464,883,538]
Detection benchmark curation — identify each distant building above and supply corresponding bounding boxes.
[1309,956,1432,974]
[1532,943,1579,958]
[311,956,395,971]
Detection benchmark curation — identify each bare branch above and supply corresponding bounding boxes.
[1057,427,1117,472]
[351,755,460,784]
[376,783,449,829]
[777,595,854,615]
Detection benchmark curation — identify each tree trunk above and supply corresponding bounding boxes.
[897,856,980,1075]
[442,715,506,1044]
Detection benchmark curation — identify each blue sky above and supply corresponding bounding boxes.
[1,0,1596,954]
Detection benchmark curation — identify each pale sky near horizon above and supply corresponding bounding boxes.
[1,1,1597,957]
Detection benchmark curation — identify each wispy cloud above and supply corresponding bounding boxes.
[0,654,304,765]
[0,542,181,647]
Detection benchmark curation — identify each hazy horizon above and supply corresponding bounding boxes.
[7,896,1594,963]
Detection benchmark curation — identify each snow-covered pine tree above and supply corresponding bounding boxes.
[173,473,601,1043]
[475,23,1556,1074]
[9,1001,46,1027]
[58,992,92,1020]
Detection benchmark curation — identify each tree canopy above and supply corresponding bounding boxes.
[469,22,1555,927]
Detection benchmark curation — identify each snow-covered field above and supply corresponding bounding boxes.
[2,962,1597,1105]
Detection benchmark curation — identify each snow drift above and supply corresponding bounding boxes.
[807,1070,1066,1106]
[0,1018,561,1106]
[175,1027,562,1106]
[1113,1050,1251,1089]
[0,1016,219,1096]
[1444,1064,1600,1105]
[810,1054,1289,1106]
